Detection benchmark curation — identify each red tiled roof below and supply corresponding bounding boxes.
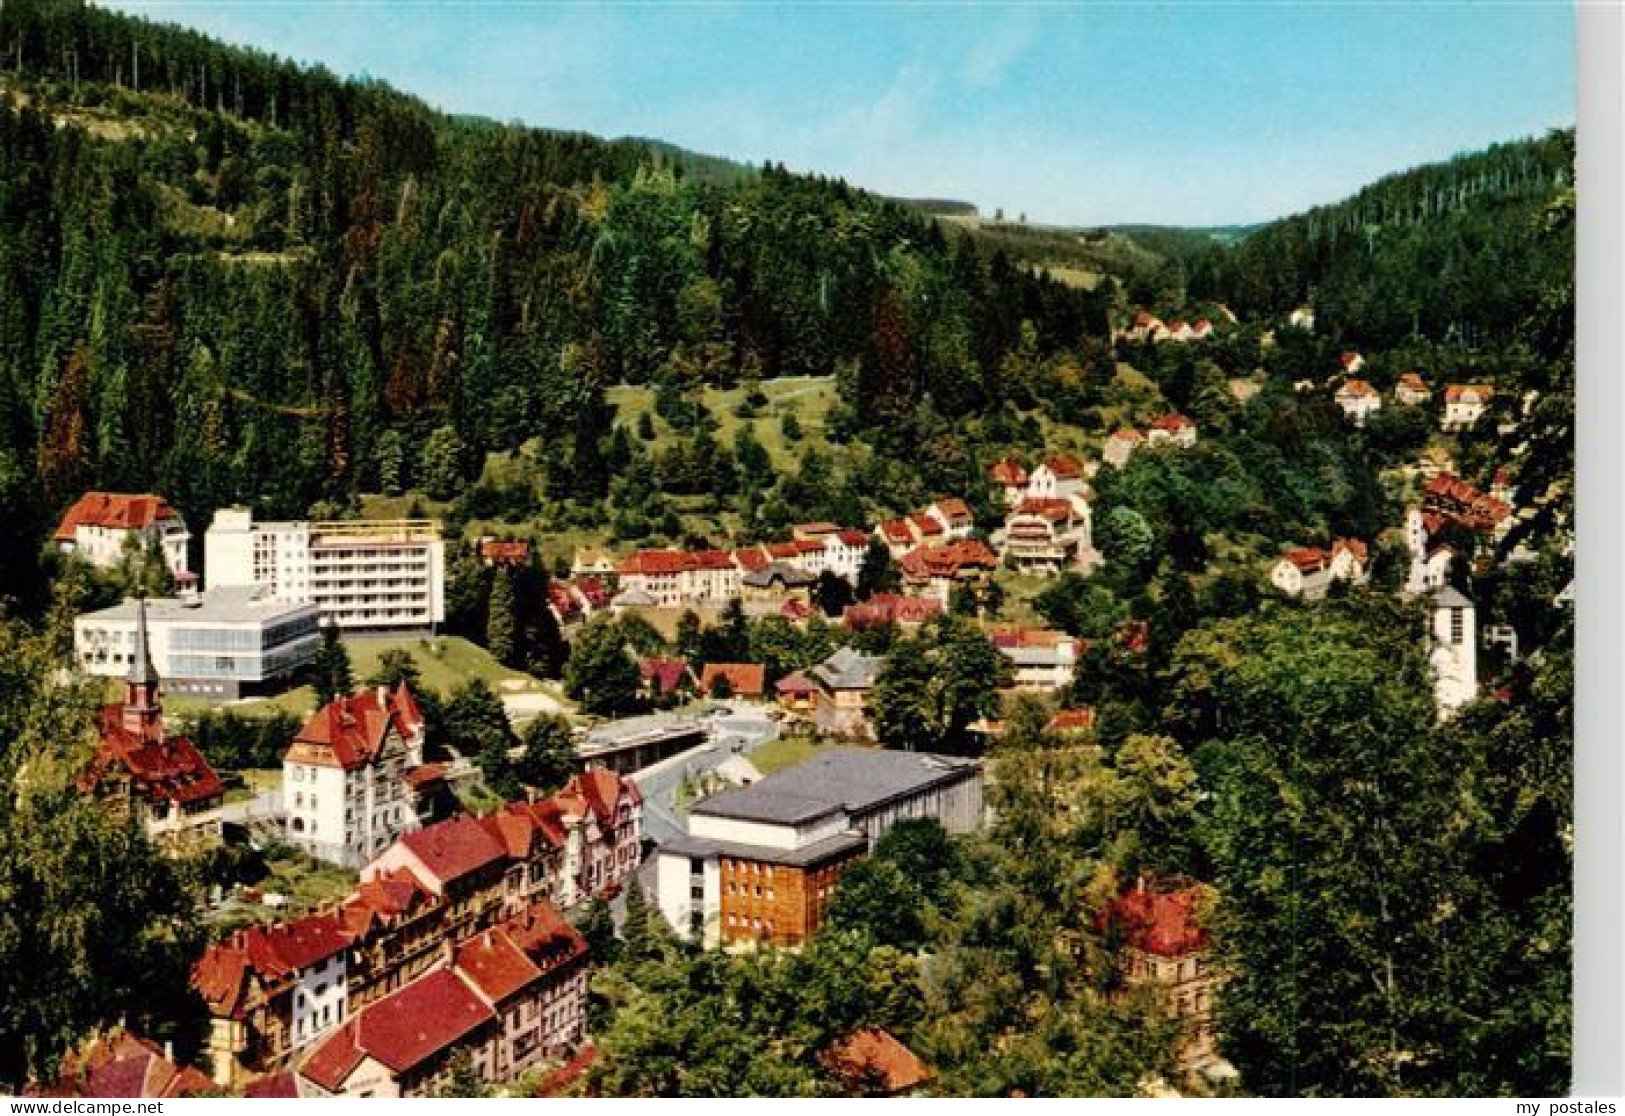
[844,593,943,629]
[780,598,813,620]
[1148,412,1194,432]
[903,539,1001,581]
[1116,620,1151,655]
[299,1023,367,1093]
[90,706,224,807]
[288,684,425,772]
[1398,371,1428,392]
[618,549,690,575]
[1045,708,1097,734]
[1043,454,1084,479]
[54,492,180,541]
[1283,547,1331,574]
[1109,427,1145,443]
[766,541,801,560]
[455,928,543,1006]
[558,768,641,831]
[403,762,447,790]
[503,898,589,974]
[397,814,506,887]
[932,497,973,524]
[346,968,493,1077]
[49,1030,215,1099]
[837,529,872,548]
[910,512,944,537]
[1337,378,1377,398]
[1099,883,1209,958]
[1332,538,1369,563]
[243,1072,300,1098]
[1339,351,1363,368]
[1445,383,1492,403]
[794,522,841,536]
[479,539,530,564]
[575,576,610,608]
[732,547,770,572]
[640,657,693,695]
[775,670,818,695]
[1012,497,1075,523]
[535,1043,598,1098]
[879,518,914,544]
[988,458,1028,486]
[824,1029,933,1094]
[699,663,766,697]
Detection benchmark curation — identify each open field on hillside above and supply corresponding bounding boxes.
[607,375,840,469]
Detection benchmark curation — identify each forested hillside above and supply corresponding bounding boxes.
[1188,132,1574,350]
[0,0,1106,607]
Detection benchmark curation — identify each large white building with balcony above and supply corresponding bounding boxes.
[205,509,446,631]
[74,586,320,700]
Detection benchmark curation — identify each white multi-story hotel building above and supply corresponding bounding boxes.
[205,509,446,631]
[74,586,320,700]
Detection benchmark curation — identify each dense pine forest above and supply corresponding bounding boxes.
[0,0,1576,1099]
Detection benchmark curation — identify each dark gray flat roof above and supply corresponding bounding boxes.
[688,746,980,825]
[659,830,867,868]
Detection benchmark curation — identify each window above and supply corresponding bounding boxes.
[1450,607,1465,645]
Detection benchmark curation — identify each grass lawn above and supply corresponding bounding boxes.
[993,571,1056,628]
[607,375,841,471]
[746,732,827,777]
[209,847,358,932]
[222,767,281,804]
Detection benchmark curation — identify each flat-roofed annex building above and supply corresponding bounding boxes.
[206,508,446,632]
[74,586,320,700]
[656,747,983,947]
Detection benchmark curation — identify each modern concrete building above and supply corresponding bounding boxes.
[656,747,983,947]
[205,508,446,632]
[74,586,320,700]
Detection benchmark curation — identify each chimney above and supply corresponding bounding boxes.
[378,685,388,709]
[163,1039,174,1063]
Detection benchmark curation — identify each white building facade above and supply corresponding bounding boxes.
[1429,586,1478,718]
[74,587,320,700]
[206,509,446,631]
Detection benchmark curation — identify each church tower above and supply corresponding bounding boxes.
[1428,585,1478,718]
[120,597,164,742]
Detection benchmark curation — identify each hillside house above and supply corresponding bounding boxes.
[996,496,1098,576]
[699,663,767,701]
[80,600,224,850]
[1430,585,1478,718]
[1442,384,1494,431]
[810,646,885,738]
[282,684,435,870]
[1027,455,1086,500]
[1334,379,1382,426]
[1268,539,1368,600]
[656,748,983,947]
[925,498,975,539]
[991,628,1081,691]
[1395,371,1431,405]
[640,657,696,701]
[1146,413,1198,448]
[898,539,1000,603]
[1104,428,1144,469]
[988,457,1030,506]
[1338,351,1366,374]
[54,491,191,578]
[842,593,943,630]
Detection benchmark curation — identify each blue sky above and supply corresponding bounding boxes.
[105,2,1574,226]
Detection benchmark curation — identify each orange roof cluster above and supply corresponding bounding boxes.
[194,913,352,1020]
[300,899,588,1092]
[34,1029,215,1099]
[87,704,224,807]
[988,457,1028,487]
[54,491,180,541]
[843,593,943,629]
[899,539,999,581]
[1422,473,1511,532]
[823,1028,933,1095]
[287,684,426,772]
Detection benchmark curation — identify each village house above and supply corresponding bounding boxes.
[988,457,1030,507]
[476,538,530,568]
[1287,306,1316,331]
[1334,379,1382,426]
[1045,707,1098,738]
[616,549,740,608]
[699,662,768,701]
[282,683,438,870]
[194,911,352,1084]
[656,748,984,947]
[1338,351,1365,374]
[843,592,943,630]
[569,551,617,580]
[1103,428,1144,469]
[810,646,886,738]
[820,529,874,583]
[1098,880,1232,1084]
[1268,539,1369,600]
[639,657,696,701]
[54,491,192,579]
[1119,310,1166,344]
[741,561,817,602]
[1190,317,1215,340]
[1442,383,1494,431]
[297,901,589,1100]
[1146,413,1198,448]
[925,497,975,539]
[823,1029,935,1097]
[35,1028,217,1099]
[774,671,819,722]
[996,496,1098,576]
[1395,371,1431,406]
[898,538,1000,604]
[196,772,639,1089]
[990,628,1081,692]
[80,600,225,850]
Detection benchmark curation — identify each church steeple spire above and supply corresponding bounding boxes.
[121,597,163,741]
